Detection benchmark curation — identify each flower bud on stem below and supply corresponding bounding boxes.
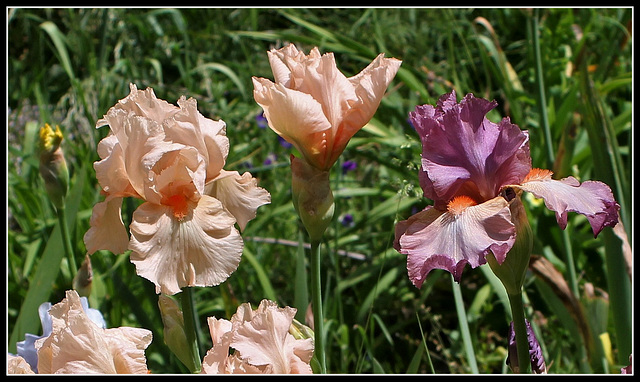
[290,155,335,243]
[290,155,333,373]
[39,124,76,279]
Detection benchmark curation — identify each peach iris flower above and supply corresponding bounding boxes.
[34,290,152,374]
[83,84,271,295]
[201,299,314,374]
[252,43,401,171]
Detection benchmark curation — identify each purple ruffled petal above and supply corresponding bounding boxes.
[394,197,515,288]
[516,170,619,237]
[409,91,530,207]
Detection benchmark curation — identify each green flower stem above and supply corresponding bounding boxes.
[56,206,77,280]
[508,291,531,374]
[310,239,326,374]
[181,287,202,373]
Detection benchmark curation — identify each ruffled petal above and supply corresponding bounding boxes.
[514,169,619,237]
[145,144,207,206]
[230,300,313,374]
[410,91,530,205]
[200,317,233,374]
[396,197,515,288]
[169,96,229,182]
[35,290,151,374]
[129,195,244,295]
[83,196,130,255]
[7,354,36,374]
[97,84,179,132]
[205,169,271,231]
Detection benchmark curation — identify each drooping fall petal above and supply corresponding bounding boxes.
[83,196,129,256]
[515,169,619,237]
[129,195,244,295]
[395,196,515,288]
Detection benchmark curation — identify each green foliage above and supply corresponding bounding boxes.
[7,7,631,374]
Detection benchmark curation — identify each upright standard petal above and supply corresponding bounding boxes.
[129,195,244,295]
[514,169,619,237]
[396,197,515,288]
[410,91,530,206]
[168,96,229,182]
[252,77,332,167]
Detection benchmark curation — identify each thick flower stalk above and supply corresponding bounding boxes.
[252,44,401,373]
[83,84,270,296]
[394,91,619,288]
[200,299,314,374]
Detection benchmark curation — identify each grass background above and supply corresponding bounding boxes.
[7,7,632,374]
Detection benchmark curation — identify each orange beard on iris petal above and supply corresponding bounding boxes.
[164,194,191,221]
[447,195,478,216]
[523,168,554,183]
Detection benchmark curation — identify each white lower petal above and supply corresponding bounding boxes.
[129,195,244,295]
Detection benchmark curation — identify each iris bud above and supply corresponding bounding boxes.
[158,295,198,372]
[290,155,335,243]
[38,124,69,210]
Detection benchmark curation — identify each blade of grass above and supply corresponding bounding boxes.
[529,9,555,167]
[451,275,479,374]
[241,245,277,302]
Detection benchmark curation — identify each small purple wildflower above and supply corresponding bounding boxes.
[255,111,268,129]
[278,135,293,149]
[340,213,354,227]
[342,160,357,175]
[263,153,277,166]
